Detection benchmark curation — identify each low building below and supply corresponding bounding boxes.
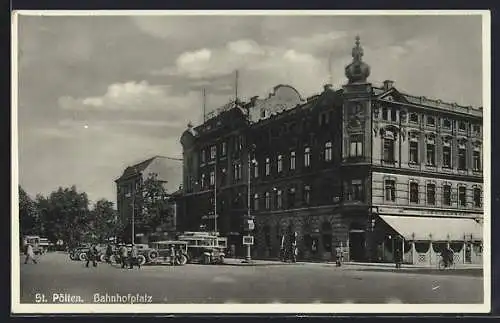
[115,155,182,244]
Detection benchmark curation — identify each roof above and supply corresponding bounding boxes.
[115,155,182,183]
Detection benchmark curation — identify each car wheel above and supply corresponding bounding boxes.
[79,253,87,261]
[137,255,146,266]
[100,254,106,262]
[176,254,188,266]
[148,250,159,260]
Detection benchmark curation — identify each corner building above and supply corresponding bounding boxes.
[178,37,484,265]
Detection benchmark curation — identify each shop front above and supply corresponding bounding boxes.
[375,215,483,266]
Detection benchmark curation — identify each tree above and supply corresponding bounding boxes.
[35,186,91,247]
[89,199,122,242]
[19,186,39,236]
[139,173,175,234]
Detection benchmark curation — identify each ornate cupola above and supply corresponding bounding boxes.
[345,35,371,84]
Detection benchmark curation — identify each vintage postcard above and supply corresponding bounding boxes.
[11,10,491,314]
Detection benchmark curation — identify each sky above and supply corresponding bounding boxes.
[15,13,484,205]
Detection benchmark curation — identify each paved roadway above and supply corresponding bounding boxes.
[20,252,483,304]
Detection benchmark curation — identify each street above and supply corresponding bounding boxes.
[20,252,483,304]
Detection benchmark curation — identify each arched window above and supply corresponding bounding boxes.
[290,151,296,170]
[304,147,311,167]
[277,155,283,173]
[324,142,332,161]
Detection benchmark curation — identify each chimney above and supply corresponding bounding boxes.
[323,84,332,92]
[383,80,394,91]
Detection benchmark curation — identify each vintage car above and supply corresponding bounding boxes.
[147,241,189,265]
[107,243,153,265]
[69,245,90,261]
[177,232,227,265]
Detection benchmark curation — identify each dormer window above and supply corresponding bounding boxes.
[409,113,419,124]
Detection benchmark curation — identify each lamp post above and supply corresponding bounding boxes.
[243,144,256,263]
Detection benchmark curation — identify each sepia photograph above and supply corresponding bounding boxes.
[12,10,490,314]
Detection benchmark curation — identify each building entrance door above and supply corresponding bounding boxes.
[349,230,366,262]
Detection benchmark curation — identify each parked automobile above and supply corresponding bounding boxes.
[177,232,227,265]
[69,245,90,261]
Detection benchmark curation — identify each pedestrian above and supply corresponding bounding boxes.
[170,244,176,266]
[105,244,113,264]
[119,244,128,269]
[394,248,402,269]
[129,244,140,269]
[335,245,342,267]
[86,244,98,268]
[24,243,37,264]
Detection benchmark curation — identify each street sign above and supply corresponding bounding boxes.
[244,219,255,231]
[243,235,254,245]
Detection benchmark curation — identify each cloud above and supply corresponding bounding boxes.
[227,39,265,55]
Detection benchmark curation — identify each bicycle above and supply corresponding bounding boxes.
[438,255,456,270]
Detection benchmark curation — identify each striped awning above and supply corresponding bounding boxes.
[379,215,483,241]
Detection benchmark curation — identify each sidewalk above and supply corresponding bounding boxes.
[223,258,483,270]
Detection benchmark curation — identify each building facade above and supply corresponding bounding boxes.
[115,155,182,244]
[178,37,484,264]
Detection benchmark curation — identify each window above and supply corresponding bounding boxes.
[473,148,481,171]
[209,171,215,186]
[210,145,217,160]
[346,179,364,201]
[409,113,419,123]
[324,142,333,161]
[277,155,283,173]
[201,173,206,189]
[200,149,206,164]
[458,146,466,170]
[474,188,481,208]
[426,116,435,126]
[458,186,467,207]
[253,161,259,178]
[304,185,311,205]
[409,142,419,163]
[276,190,283,209]
[260,109,266,118]
[221,168,227,185]
[304,147,311,167]
[254,193,259,211]
[427,183,436,205]
[384,180,396,202]
[290,151,296,170]
[473,124,481,135]
[382,107,388,120]
[443,185,452,206]
[391,109,397,122]
[410,182,419,203]
[426,142,435,166]
[288,188,296,208]
[458,121,466,132]
[265,158,270,176]
[443,119,452,129]
[265,192,271,209]
[443,140,451,168]
[233,162,242,181]
[349,135,363,157]
[221,142,227,156]
[383,138,395,162]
